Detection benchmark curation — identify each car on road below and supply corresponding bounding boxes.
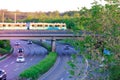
[0,69,6,80]
[16,56,25,63]
[18,48,24,53]
[15,42,20,46]
[64,45,70,50]
[27,40,32,44]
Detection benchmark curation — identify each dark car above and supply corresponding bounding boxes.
[27,40,32,44]
[0,69,6,80]
[18,48,24,53]
[15,42,20,46]
[64,45,70,50]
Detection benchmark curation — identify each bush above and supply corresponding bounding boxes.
[19,52,57,80]
[0,48,8,56]
[109,65,120,80]
[0,40,11,56]
[41,42,51,52]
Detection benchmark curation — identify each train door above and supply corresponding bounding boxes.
[26,22,30,30]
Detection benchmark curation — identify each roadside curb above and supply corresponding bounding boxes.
[38,56,61,80]
[0,48,14,61]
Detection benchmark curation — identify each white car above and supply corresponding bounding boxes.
[16,56,25,63]
[27,40,32,44]
[0,69,6,80]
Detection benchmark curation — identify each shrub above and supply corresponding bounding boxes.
[19,52,57,80]
[0,40,11,55]
[41,43,51,52]
[109,65,120,80]
[0,48,8,56]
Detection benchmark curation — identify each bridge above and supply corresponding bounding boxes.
[0,30,84,51]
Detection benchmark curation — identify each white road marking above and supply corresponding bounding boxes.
[16,64,20,67]
[24,62,27,65]
[33,55,36,57]
[14,68,18,71]
[30,58,33,61]
[4,65,8,68]
[10,61,14,64]
[60,78,64,80]
[66,71,69,74]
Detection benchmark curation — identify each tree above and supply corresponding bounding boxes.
[67,0,120,80]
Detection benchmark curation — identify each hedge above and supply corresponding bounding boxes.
[19,52,57,80]
[0,40,11,56]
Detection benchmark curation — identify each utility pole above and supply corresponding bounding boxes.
[14,12,16,23]
[2,12,4,23]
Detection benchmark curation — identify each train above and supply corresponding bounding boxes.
[0,22,67,30]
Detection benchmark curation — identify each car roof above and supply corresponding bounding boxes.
[0,69,5,72]
[18,48,23,50]
[18,56,24,57]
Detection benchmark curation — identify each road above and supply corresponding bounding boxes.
[0,40,48,80]
[0,40,88,80]
[39,41,88,80]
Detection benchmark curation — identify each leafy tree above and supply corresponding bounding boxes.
[67,0,120,80]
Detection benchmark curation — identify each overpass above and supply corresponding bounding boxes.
[0,30,84,51]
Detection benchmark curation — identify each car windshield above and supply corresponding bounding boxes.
[18,56,23,59]
[0,71,3,74]
[19,48,22,50]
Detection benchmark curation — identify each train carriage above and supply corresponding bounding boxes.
[0,22,67,30]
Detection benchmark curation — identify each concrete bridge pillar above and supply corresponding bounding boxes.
[51,38,56,52]
[39,39,43,45]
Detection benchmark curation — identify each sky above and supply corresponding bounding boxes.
[0,0,106,12]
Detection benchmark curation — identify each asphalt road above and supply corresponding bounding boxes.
[0,40,88,80]
[38,41,88,80]
[0,40,47,80]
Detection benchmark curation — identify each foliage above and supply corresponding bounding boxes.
[65,0,120,79]
[19,52,57,80]
[0,48,8,55]
[41,42,51,52]
[0,40,11,56]
[109,64,120,80]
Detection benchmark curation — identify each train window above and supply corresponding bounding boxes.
[40,25,43,27]
[32,25,35,27]
[55,25,59,27]
[15,24,20,26]
[8,24,11,27]
[49,25,53,27]
[55,25,58,27]
[23,24,26,27]
[37,25,42,27]
[45,25,48,27]
[3,24,6,27]
[62,25,65,27]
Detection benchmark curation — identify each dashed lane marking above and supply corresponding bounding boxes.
[4,65,8,68]
[60,78,64,80]
[66,71,69,74]
[30,58,33,61]
[10,61,14,64]
[24,62,27,65]
[14,68,18,71]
